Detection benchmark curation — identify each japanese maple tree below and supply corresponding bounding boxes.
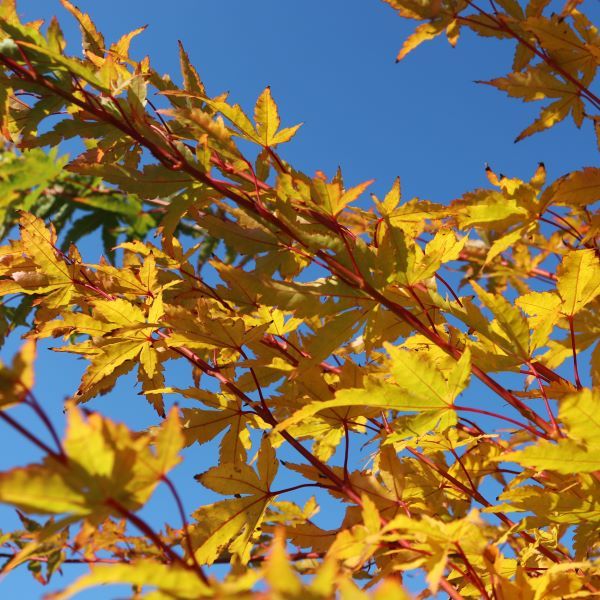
[0,0,599,598]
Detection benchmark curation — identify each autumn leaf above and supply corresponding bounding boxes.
[501,389,600,473]
[48,559,210,599]
[0,407,176,517]
[0,339,35,409]
[191,436,278,564]
[0,1,598,596]
[557,249,600,316]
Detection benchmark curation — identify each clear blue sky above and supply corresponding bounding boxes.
[1,0,597,598]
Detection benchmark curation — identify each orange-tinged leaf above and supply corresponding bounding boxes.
[485,66,574,102]
[110,25,146,60]
[396,20,447,61]
[515,96,578,142]
[540,167,600,208]
[522,16,587,54]
[60,0,104,56]
[0,339,36,409]
[178,39,205,98]
[1,213,78,308]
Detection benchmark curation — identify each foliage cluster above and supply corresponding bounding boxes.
[0,0,599,597]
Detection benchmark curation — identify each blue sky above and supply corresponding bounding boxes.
[1,0,598,598]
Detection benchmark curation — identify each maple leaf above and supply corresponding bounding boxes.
[254,86,302,147]
[48,559,210,599]
[501,389,600,473]
[0,406,179,518]
[382,511,489,593]
[557,249,600,316]
[0,1,599,596]
[38,294,169,414]
[540,167,600,209]
[191,436,278,565]
[164,387,267,464]
[0,338,35,409]
[0,212,81,309]
[273,349,469,440]
[209,87,301,148]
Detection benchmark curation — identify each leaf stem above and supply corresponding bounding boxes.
[454,542,491,600]
[435,272,463,307]
[160,475,208,583]
[527,362,562,437]
[343,422,350,482]
[453,404,548,439]
[22,388,66,459]
[0,411,66,465]
[105,498,206,581]
[568,315,583,390]
[270,482,327,495]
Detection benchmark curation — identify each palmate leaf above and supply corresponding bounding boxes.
[36,291,169,414]
[74,297,167,412]
[0,338,35,409]
[210,87,301,148]
[0,212,81,310]
[557,249,600,316]
[273,348,469,435]
[60,0,104,57]
[0,0,599,596]
[273,384,445,434]
[501,389,600,473]
[191,436,278,565]
[0,406,181,517]
[174,387,266,465]
[49,560,211,600]
[540,167,600,209]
